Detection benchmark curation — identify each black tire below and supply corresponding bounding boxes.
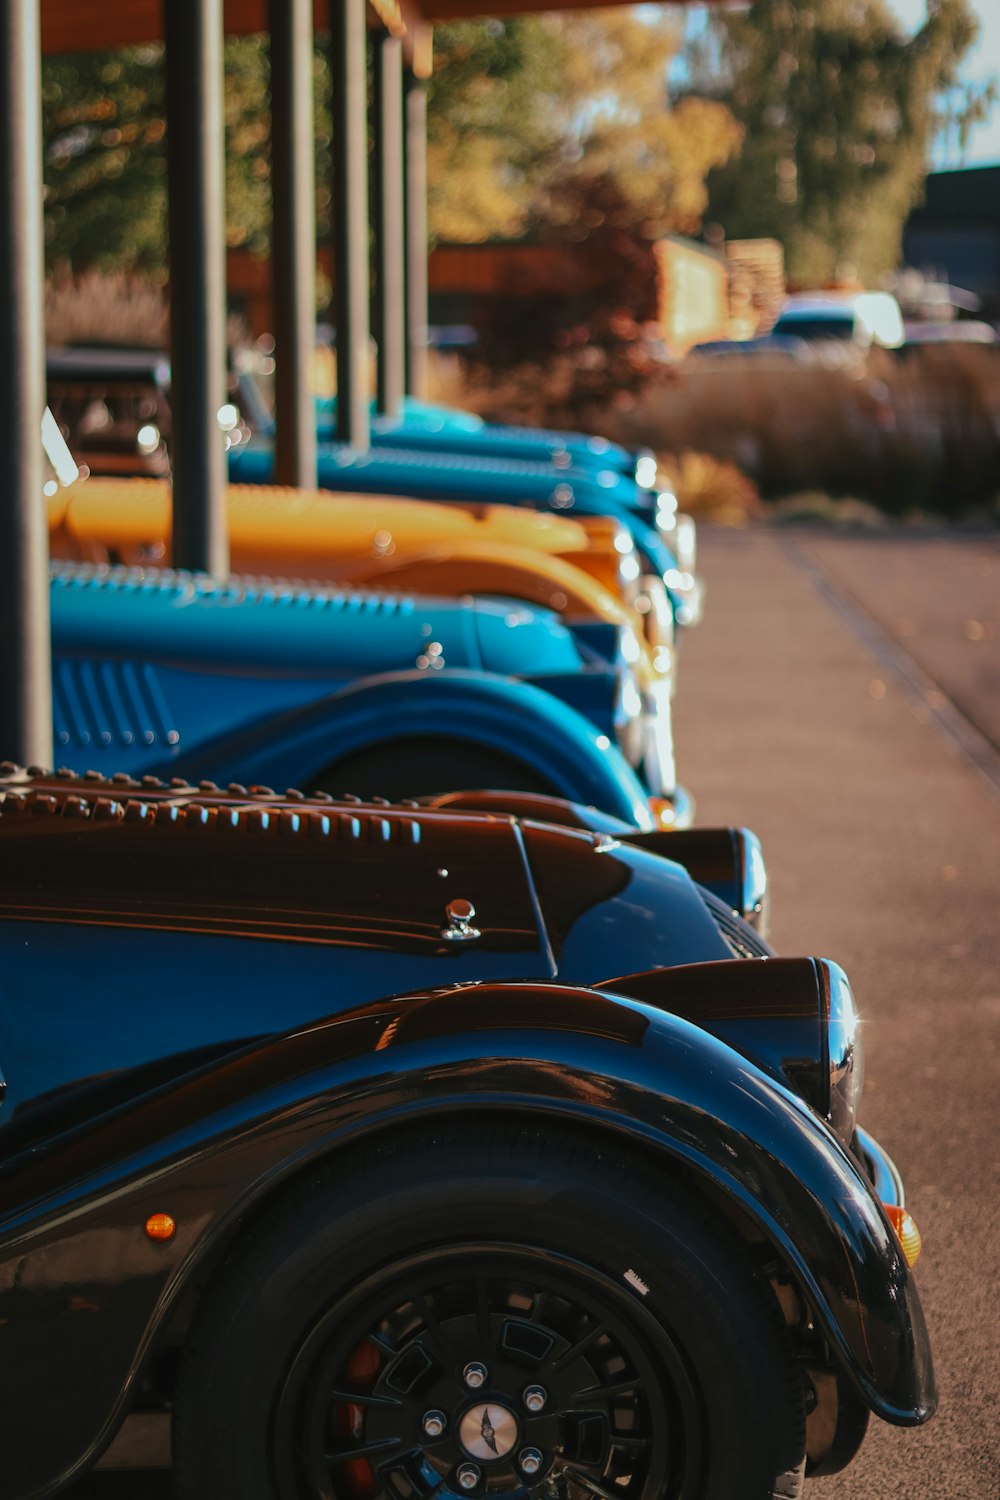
[310,736,552,800]
[173,1124,806,1500]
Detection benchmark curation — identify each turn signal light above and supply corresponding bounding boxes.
[145,1212,177,1242]
[884,1204,922,1267]
[649,797,678,830]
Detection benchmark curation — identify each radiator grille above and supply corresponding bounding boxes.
[698,887,773,960]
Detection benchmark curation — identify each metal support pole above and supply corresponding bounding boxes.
[372,34,405,418]
[270,0,318,488]
[164,0,230,575]
[403,72,429,400]
[0,0,52,767]
[330,0,371,449]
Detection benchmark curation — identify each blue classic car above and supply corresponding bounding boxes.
[248,385,661,489]
[364,414,659,491]
[0,768,933,1499]
[49,563,684,827]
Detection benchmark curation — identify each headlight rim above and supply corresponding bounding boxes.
[819,959,865,1145]
[612,657,646,770]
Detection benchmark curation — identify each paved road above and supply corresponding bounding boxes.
[675,525,1000,1500]
[69,524,1000,1499]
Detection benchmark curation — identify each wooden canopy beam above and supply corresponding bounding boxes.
[41,0,432,76]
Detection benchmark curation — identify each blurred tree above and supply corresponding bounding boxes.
[427,13,742,407]
[537,10,742,238]
[426,11,741,244]
[692,0,993,286]
[427,17,563,242]
[43,45,169,273]
[221,37,271,258]
[43,37,274,277]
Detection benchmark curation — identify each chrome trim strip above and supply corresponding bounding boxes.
[855,1126,906,1208]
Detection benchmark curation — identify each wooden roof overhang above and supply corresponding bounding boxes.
[41,0,699,74]
[42,1,434,75]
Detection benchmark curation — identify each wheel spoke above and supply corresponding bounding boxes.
[411,1292,455,1363]
[331,1388,403,1410]
[607,1435,648,1455]
[476,1274,492,1346]
[550,1324,608,1372]
[566,1378,644,1403]
[327,1435,404,1463]
[563,1432,650,1467]
[531,1288,553,1324]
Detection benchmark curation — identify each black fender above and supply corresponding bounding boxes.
[0,980,934,1499]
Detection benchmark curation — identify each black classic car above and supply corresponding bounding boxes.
[0,767,933,1500]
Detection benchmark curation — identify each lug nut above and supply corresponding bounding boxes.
[463,1361,488,1389]
[422,1410,447,1438]
[457,1463,481,1490]
[522,1385,547,1413]
[519,1448,543,1476]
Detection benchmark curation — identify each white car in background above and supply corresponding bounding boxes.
[772,290,905,350]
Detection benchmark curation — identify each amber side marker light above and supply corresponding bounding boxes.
[884,1204,922,1267]
[145,1213,177,1242]
[649,797,678,830]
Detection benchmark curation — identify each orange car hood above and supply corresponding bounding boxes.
[49,477,592,572]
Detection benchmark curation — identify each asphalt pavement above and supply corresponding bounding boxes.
[68,523,1000,1500]
[675,524,1000,1500]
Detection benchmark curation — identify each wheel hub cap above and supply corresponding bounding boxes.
[459,1402,518,1461]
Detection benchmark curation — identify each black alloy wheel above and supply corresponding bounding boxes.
[173,1125,806,1500]
[273,1245,693,1500]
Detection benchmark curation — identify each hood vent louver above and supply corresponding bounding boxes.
[698,887,771,960]
[50,561,416,617]
[0,768,422,846]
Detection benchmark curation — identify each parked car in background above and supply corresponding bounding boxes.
[899,319,997,349]
[46,346,174,477]
[46,345,247,477]
[771,292,905,351]
[0,766,934,1500]
[233,370,661,489]
[48,561,687,826]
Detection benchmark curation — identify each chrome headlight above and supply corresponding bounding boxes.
[675,513,698,576]
[634,450,659,490]
[613,631,645,769]
[655,488,679,543]
[640,677,678,796]
[634,575,675,681]
[820,960,865,1144]
[613,526,642,610]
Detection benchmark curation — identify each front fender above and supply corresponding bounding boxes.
[0,982,932,1498]
[370,542,626,623]
[161,668,654,828]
